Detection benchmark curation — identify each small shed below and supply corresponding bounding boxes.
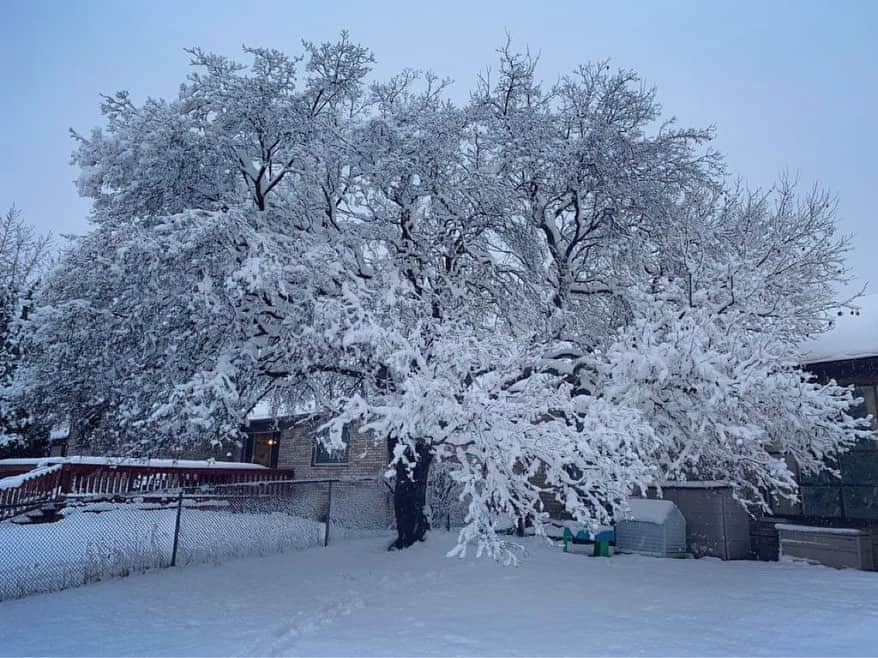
[615,498,687,557]
[650,481,752,559]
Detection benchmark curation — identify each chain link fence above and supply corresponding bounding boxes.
[0,478,392,601]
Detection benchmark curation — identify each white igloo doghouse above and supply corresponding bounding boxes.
[614,498,687,557]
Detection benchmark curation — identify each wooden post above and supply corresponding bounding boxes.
[59,465,72,494]
[54,467,64,498]
[324,480,333,547]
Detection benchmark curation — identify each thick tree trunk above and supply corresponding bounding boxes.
[389,441,433,550]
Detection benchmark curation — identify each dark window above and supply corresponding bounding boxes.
[49,441,67,458]
[312,425,351,465]
[851,386,877,429]
[799,384,878,521]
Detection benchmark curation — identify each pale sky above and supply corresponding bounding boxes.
[2,0,875,290]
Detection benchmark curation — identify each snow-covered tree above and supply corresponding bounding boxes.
[596,180,871,511]
[22,34,375,452]
[15,38,871,560]
[0,206,52,455]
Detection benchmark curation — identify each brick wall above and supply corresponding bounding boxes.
[273,417,394,531]
[276,417,388,479]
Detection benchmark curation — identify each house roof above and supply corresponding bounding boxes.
[49,424,70,441]
[247,400,278,421]
[246,400,317,422]
[801,295,878,365]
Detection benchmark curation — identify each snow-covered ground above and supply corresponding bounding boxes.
[0,503,328,600]
[1,532,876,657]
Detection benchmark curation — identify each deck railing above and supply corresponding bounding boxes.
[0,463,296,520]
[0,465,64,519]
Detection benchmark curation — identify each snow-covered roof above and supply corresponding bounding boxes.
[800,295,878,364]
[246,400,317,422]
[622,498,680,524]
[49,424,70,440]
[247,400,276,421]
[0,456,268,470]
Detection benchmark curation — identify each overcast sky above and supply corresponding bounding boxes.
[2,0,875,291]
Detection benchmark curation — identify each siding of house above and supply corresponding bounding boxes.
[798,357,878,523]
[47,428,239,463]
[745,355,878,568]
[274,417,387,479]
[248,416,394,532]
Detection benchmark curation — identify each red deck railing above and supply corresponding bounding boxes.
[0,465,64,519]
[0,462,296,520]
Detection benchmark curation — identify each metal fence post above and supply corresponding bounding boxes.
[170,489,184,566]
[324,480,333,547]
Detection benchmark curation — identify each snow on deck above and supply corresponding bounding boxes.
[0,456,268,470]
[801,294,878,364]
[0,464,62,489]
[0,533,875,656]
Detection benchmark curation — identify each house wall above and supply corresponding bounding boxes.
[745,356,878,569]
[254,416,394,532]
[274,417,388,479]
[806,356,878,387]
[52,427,242,463]
[795,357,878,523]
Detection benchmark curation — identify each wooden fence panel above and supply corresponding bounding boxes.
[0,463,295,519]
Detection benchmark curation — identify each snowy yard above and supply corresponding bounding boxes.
[0,502,329,600]
[1,532,876,657]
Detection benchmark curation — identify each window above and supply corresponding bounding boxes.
[799,383,878,521]
[851,386,878,435]
[312,425,351,466]
[249,432,280,468]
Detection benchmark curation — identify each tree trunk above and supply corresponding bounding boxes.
[389,440,433,550]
